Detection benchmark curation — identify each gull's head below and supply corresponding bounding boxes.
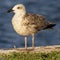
[8,4,26,15]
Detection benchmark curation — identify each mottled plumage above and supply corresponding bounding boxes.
[23,14,48,32]
[8,4,56,49]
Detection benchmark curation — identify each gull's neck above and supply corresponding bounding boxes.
[15,10,26,18]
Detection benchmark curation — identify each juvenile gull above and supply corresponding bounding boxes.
[7,4,56,49]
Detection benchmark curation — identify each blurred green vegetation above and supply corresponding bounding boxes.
[0,51,60,60]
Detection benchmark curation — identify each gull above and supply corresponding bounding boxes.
[7,4,56,49]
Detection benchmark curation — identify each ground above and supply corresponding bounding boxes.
[0,45,60,60]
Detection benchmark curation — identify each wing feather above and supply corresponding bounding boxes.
[23,13,47,31]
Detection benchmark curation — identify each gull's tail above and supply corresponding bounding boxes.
[43,22,56,29]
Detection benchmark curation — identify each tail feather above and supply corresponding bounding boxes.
[43,22,56,30]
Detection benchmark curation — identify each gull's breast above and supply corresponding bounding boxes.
[12,18,36,36]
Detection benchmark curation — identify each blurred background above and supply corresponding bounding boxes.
[0,0,60,49]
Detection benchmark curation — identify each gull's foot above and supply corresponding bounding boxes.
[24,47,34,51]
[32,47,34,50]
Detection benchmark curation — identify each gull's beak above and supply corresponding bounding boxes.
[7,8,14,13]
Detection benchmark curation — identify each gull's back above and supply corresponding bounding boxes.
[23,14,48,32]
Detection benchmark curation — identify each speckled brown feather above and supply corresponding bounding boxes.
[23,13,48,32]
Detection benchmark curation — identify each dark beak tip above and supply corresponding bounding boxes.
[7,9,13,13]
[7,10,10,13]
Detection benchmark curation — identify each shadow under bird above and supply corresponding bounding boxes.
[7,4,56,49]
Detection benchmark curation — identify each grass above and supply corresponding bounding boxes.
[0,51,60,60]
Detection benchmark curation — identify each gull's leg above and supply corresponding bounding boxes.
[32,34,35,49]
[25,37,27,49]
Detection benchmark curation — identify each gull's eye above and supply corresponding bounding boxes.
[17,7,22,9]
